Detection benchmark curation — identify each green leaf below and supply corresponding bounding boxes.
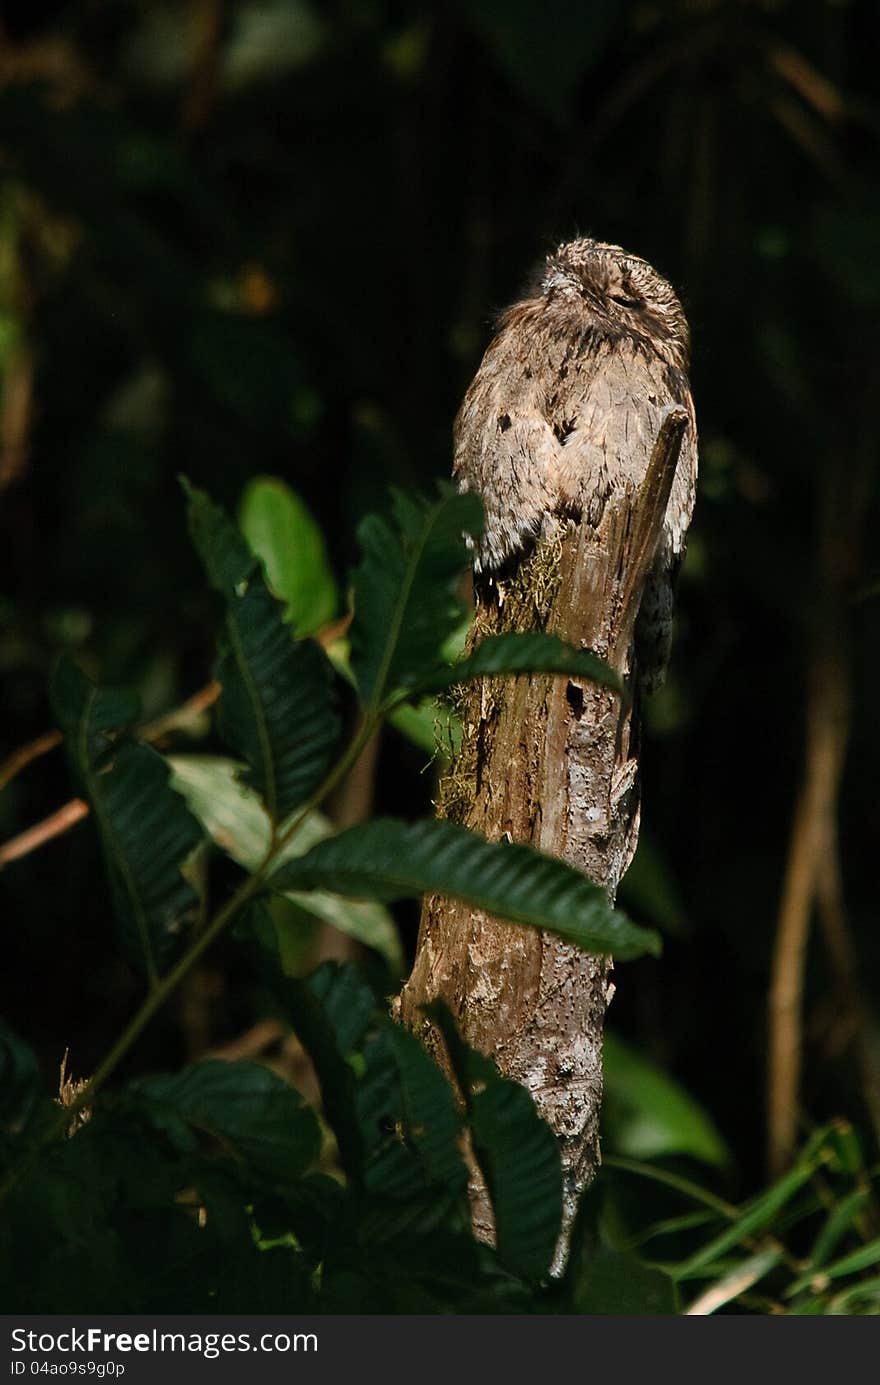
[283,965,373,1185]
[184,479,341,822]
[415,631,621,698]
[326,631,461,756]
[382,1022,468,1195]
[387,697,462,757]
[603,1154,735,1220]
[350,486,482,707]
[168,754,402,970]
[238,475,338,635]
[270,817,660,961]
[572,1246,679,1315]
[603,1033,730,1167]
[786,1189,872,1298]
[131,1059,321,1185]
[50,657,203,981]
[809,1235,880,1283]
[672,1138,829,1280]
[182,475,256,591]
[284,965,468,1207]
[429,1002,561,1281]
[827,1274,880,1314]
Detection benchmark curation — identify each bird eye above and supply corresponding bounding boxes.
[609,290,641,308]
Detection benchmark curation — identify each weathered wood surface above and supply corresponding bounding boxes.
[398,410,687,1270]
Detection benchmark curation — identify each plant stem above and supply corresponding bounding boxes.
[0,707,381,1206]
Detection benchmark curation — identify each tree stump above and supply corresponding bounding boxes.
[398,410,687,1272]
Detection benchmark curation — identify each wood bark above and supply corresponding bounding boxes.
[398,409,687,1272]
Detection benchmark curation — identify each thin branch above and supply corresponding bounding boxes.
[139,679,221,741]
[0,729,63,792]
[767,42,845,124]
[0,681,222,868]
[208,1018,285,1062]
[766,705,842,1175]
[766,378,877,1175]
[0,341,34,490]
[0,607,350,867]
[0,700,384,1205]
[0,798,89,867]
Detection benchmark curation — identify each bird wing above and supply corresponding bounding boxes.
[549,338,695,552]
[453,319,696,573]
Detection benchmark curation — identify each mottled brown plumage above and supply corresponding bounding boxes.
[454,237,697,690]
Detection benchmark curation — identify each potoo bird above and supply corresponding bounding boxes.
[453,237,697,690]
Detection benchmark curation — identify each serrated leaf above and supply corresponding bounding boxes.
[350,486,482,707]
[414,631,621,697]
[168,754,402,970]
[603,1033,730,1167]
[295,966,462,1208]
[284,965,467,1205]
[50,657,203,981]
[283,965,371,1184]
[184,479,341,822]
[131,1059,321,1185]
[269,817,660,961]
[51,658,141,761]
[181,475,256,591]
[382,1022,468,1194]
[429,1001,561,1281]
[238,475,338,635]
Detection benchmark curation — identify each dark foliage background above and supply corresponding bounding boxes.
[2,0,879,1195]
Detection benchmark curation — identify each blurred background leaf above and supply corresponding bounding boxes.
[238,475,338,635]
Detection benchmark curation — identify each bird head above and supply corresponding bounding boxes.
[541,238,690,369]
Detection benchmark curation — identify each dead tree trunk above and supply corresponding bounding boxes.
[398,410,687,1272]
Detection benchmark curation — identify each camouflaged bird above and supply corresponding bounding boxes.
[453,236,698,691]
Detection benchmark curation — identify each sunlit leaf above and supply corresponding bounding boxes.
[168,754,402,971]
[238,475,338,635]
[184,479,341,822]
